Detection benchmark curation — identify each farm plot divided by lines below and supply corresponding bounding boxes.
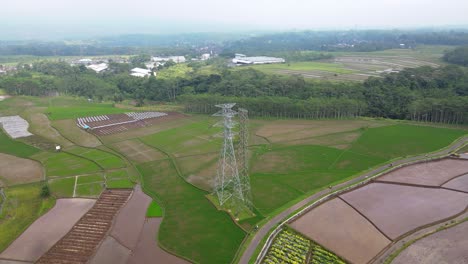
[376,158,468,187]
[76,111,175,136]
[0,198,95,263]
[89,185,188,264]
[252,55,440,82]
[392,220,468,264]
[288,158,468,264]
[289,198,390,264]
[37,189,132,264]
[340,183,467,240]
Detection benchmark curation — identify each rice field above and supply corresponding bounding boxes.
[248,47,445,82]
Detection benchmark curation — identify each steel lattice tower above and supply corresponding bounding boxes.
[213,103,244,208]
[237,108,253,209]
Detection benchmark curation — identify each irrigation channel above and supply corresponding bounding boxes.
[0,188,5,215]
[238,136,468,264]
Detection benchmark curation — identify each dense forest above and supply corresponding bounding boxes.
[1,60,467,124]
[2,30,468,57]
[222,30,468,55]
[443,46,468,66]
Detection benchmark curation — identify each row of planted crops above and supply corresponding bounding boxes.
[262,228,346,264]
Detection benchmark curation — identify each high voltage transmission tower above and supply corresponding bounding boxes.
[213,103,252,214]
[237,108,253,209]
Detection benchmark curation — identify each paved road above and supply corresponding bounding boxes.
[239,136,468,264]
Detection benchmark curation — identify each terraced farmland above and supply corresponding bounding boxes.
[37,189,132,264]
[249,48,442,82]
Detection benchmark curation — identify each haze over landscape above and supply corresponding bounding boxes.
[0,1,467,264]
[1,0,468,39]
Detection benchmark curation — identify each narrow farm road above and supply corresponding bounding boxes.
[239,136,468,264]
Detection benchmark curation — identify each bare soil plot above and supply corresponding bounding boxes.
[377,158,468,187]
[53,119,102,147]
[37,189,132,264]
[392,221,468,264]
[442,174,468,193]
[0,116,33,138]
[340,183,468,240]
[127,218,190,264]
[88,236,130,264]
[290,198,391,264]
[255,119,387,143]
[111,140,166,163]
[110,185,152,249]
[0,153,43,186]
[0,198,95,262]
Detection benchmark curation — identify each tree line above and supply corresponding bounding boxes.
[443,46,468,66]
[222,30,468,55]
[0,60,467,124]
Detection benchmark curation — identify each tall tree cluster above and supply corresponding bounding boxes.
[0,61,467,124]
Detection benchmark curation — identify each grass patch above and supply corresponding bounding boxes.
[21,108,74,148]
[106,169,129,180]
[0,130,41,158]
[32,152,101,177]
[138,159,245,264]
[140,118,222,156]
[177,153,218,190]
[66,146,126,169]
[106,179,134,189]
[75,182,104,197]
[348,124,467,160]
[77,173,104,184]
[146,200,163,217]
[250,173,304,215]
[0,183,55,252]
[206,193,256,221]
[250,61,354,74]
[52,119,102,147]
[47,103,128,120]
[49,177,75,197]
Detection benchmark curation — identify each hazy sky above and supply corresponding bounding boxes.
[1,0,468,39]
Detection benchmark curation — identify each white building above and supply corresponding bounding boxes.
[232,54,285,65]
[86,63,108,73]
[151,56,186,63]
[200,53,211,60]
[130,67,152,78]
[145,62,161,70]
[77,58,93,65]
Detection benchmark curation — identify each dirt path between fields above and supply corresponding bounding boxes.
[239,136,468,264]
